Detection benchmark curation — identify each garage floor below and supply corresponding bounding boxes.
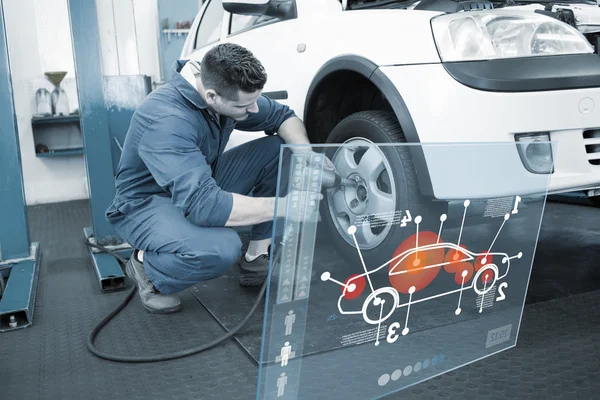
[1,198,599,400]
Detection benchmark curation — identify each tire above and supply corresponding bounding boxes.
[319,110,445,267]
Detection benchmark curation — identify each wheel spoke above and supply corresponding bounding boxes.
[334,147,358,178]
[367,188,395,216]
[352,217,377,246]
[331,190,351,217]
[358,146,386,182]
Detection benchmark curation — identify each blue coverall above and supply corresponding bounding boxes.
[105,60,296,294]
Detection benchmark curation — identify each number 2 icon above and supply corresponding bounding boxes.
[496,282,508,302]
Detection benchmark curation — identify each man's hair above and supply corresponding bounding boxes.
[200,43,267,100]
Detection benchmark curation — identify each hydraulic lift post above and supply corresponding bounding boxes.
[67,0,151,292]
[0,0,42,333]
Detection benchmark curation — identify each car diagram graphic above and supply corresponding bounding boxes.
[321,200,523,345]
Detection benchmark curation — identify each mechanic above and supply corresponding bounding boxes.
[105,43,327,314]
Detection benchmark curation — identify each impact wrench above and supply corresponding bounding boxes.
[86,165,355,363]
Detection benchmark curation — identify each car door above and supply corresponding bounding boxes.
[221,10,303,112]
[185,0,229,62]
[220,8,307,149]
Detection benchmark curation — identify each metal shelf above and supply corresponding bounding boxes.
[36,147,84,157]
[32,115,80,126]
[162,29,190,34]
[162,29,190,43]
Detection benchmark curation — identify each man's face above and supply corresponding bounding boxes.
[207,89,261,121]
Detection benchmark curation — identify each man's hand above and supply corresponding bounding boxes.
[276,116,337,174]
[311,151,337,173]
[294,150,337,174]
[277,189,323,223]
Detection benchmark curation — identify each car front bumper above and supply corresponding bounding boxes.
[380,61,600,199]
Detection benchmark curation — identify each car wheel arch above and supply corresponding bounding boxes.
[304,55,434,196]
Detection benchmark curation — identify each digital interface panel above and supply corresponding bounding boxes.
[257,143,552,399]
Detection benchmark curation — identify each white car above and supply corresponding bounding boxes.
[181,0,600,257]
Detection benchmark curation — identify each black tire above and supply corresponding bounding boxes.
[319,110,445,266]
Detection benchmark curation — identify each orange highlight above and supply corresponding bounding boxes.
[475,251,493,271]
[454,263,474,285]
[342,274,366,300]
[389,231,444,294]
[443,244,469,273]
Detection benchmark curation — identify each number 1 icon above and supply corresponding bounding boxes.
[512,196,521,214]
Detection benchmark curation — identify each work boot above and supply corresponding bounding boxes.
[237,248,318,287]
[125,253,182,314]
[238,252,274,287]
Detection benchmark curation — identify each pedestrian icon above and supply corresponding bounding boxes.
[277,373,288,397]
[284,310,295,336]
[276,342,295,366]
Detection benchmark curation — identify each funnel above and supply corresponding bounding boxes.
[44,71,70,116]
[44,71,67,88]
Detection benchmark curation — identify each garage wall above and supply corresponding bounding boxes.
[4,0,163,205]
[96,0,162,83]
[95,0,168,85]
[133,0,162,84]
[156,0,201,83]
[96,0,140,76]
[4,0,88,206]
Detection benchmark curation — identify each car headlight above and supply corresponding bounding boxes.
[515,133,554,174]
[431,10,594,62]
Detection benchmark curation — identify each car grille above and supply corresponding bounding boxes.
[583,129,600,165]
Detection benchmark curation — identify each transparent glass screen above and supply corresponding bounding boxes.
[257,142,552,399]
